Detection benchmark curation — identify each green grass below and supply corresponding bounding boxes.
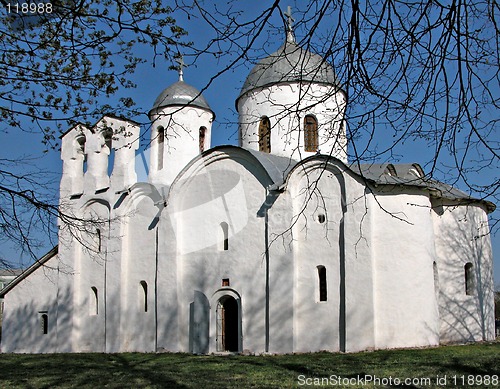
[0,342,498,388]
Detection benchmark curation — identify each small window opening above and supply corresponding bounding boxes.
[103,129,114,176]
[83,155,88,174]
[199,127,206,153]
[96,228,102,252]
[433,261,439,297]
[410,163,425,178]
[304,115,319,152]
[222,278,230,287]
[318,266,327,302]
[385,164,397,177]
[140,281,148,312]
[76,134,87,173]
[259,117,271,153]
[40,313,48,335]
[157,126,164,171]
[90,286,98,315]
[317,214,326,223]
[76,134,86,155]
[220,222,229,251]
[465,262,475,296]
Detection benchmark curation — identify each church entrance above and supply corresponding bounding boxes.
[216,296,239,352]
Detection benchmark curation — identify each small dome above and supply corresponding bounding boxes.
[150,81,212,113]
[237,41,340,101]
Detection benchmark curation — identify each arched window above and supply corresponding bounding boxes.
[385,164,397,177]
[433,261,439,297]
[259,117,271,153]
[76,134,87,173]
[464,262,475,295]
[220,222,229,251]
[40,314,48,335]
[199,127,206,153]
[317,266,327,302]
[103,129,114,176]
[157,126,164,170]
[90,286,98,315]
[304,115,318,152]
[96,228,102,253]
[140,281,148,312]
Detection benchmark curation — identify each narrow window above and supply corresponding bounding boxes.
[157,126,164,170]
[140,281,148,312]
[222,278,230,287]
[40,314,48,335]
[90,286,98,315]
[103,129,114,176]
[465,262,475,295]
[96,228,102,252]
[433,261,439,297]
[258,117,271,153]
[220,222,229,251]
[199,127,206,153]
[82,155,88,174]
[76,134,87,173]
[318,266,327,302]
[304,115,318,152]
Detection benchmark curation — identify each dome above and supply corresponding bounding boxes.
[150,80,212,114]
[237,41,340,102]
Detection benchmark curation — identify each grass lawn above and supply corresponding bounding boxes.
[0,342,498,388]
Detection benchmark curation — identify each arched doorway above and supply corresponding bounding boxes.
[216,296,239,352]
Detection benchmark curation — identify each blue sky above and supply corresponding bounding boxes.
[0,1,498,285]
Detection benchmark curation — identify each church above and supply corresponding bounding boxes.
[0,20,496,354]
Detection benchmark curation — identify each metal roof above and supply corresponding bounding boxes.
[238,41,340,101]
[0,246,58,298]
[150,81,212,114]
[245,148,297,187]
[350,162,495,211]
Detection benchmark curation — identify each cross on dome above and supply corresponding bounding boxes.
[284,5,295,43]
[175,55,186,81]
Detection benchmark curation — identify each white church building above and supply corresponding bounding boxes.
[0,24,496,354]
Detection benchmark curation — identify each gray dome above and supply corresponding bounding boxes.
[151,81,212,113]
[238,41,340,101]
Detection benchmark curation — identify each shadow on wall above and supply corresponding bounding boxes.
[1,286,73,353]
[435,206,494,344]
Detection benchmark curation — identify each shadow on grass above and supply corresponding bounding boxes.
[0,342,498,388]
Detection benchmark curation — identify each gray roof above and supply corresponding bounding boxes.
[150,81,212,114]
[0,269,23,277]
[238,41,340,102]
[350,162,495,211]
[0,246,58,298]
[245,148,297,187]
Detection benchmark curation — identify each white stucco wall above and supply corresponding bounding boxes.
[238,83,347,162]
[166,151,273,353]
[119,194,158,352]
[2,118,495,355]
[1,254,59,353]
[72,201,109,352]
[149,106,214,186]
[432,201,495,343]
[371,189,440,349]
[285,161,375,353]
